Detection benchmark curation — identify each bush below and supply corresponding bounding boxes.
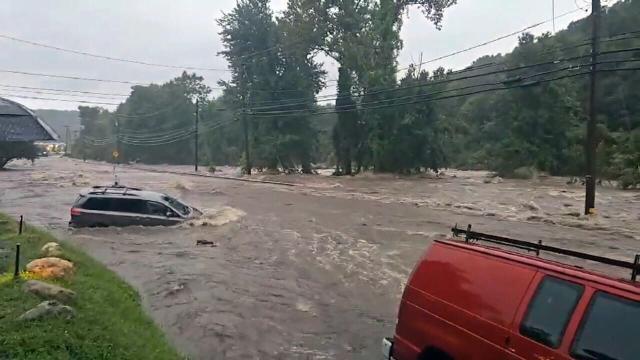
[511,166,538,180]
[0,142,37,168]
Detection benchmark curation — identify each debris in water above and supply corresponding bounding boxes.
[171,180,191,191]
[196,240,218,247]
[522,201,540,212]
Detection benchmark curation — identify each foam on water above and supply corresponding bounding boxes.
[182,206,246,227]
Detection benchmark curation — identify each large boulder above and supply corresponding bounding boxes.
[18,300,75,321]
[25,257,74,279]
[23,280,75,303]
[40,242,63,258]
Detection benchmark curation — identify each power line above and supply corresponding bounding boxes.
[110,102,185,118]
[0,33,230,72]
[248,60,640,118]
[0,93,120,105]
[246,48,640,112]
[0,69,145,85]
[396,8,584,74]
[0,68,227,89]
[118,119,237,146]
[0,87,127,100]
[0,84,129,97]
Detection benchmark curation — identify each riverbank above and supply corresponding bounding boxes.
[0,213,181,360]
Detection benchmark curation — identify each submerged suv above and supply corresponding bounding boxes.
[383,225,640,360]
[69,185,201,227]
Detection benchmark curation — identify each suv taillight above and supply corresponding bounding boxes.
[70,208,82,216]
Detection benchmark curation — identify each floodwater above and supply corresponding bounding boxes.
[1,156,639,359]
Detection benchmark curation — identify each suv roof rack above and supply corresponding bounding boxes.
[89,184,142,195]
[452,224,640,282]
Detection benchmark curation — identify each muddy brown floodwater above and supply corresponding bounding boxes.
[1,156,639,359]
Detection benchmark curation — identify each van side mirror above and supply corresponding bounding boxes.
[166,211,175,218]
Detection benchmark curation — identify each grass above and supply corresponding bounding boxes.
[0,214,182,360]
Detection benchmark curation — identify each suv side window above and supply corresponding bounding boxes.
[571,292,639,360]
[520,276,583,348]
[82,197,111,211]
[110,198,147,214]
[147,201,169,217]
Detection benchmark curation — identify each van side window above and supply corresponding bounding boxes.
[571,292,639,360]
[520,276,583,348]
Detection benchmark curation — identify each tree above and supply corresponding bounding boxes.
[322,0,457,174]
[217,0,324,173]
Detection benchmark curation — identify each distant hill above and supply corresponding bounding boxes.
[35,109,81,142]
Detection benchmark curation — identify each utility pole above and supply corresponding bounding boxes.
[115,119,120,165]
[64,125,71,155]
[241,67,252,176]
[194,99,199,172]
[552,0,556,33]
[585,0,601,215]
[242,109,251,175]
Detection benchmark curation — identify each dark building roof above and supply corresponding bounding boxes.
[0,97,59,142]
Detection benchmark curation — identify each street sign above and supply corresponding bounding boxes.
[112,150,119,158]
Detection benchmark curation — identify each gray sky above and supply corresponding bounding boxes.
[0,0,598,110]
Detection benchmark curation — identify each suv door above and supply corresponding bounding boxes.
[144,201,182,226]
[507,275,584,360]
[78,197,118,227]
[108,198,149,226]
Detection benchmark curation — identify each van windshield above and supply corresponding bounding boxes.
[162,195,190,216]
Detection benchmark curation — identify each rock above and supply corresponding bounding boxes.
[23,280,76,303]
[40,242,63,258]
[26,257,74,279]
[18,300,75,321]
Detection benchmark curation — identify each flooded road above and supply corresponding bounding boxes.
[1,156,639,359]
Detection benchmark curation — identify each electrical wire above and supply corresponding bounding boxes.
[0,84,130,97]
[0,87,127,100]
[0,93,120,105]
[246,48,640,113]
[119,118,237,146]
[248,59,640,118]
[396,8,584,74]
[0,33,230,72]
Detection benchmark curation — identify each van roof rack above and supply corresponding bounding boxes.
[452,224,640,282]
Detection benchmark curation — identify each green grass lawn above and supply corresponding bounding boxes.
[0,214,182,360]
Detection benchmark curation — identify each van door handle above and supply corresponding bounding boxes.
[505,336,516,353]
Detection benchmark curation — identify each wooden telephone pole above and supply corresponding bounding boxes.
[194,99,199,172]
[584,0,601,215]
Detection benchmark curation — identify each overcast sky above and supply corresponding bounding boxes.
[0,0,600,110]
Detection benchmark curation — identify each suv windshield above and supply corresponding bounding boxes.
[162,195,190,216]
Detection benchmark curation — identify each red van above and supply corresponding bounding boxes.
[383,226,640,360]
